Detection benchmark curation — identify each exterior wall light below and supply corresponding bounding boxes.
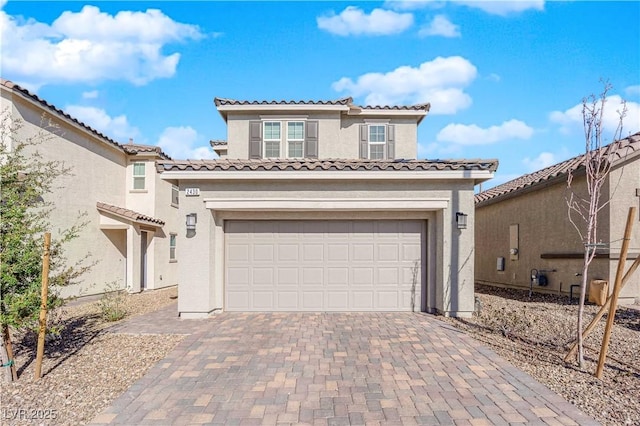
[456,212,468,229]
[186,213,197,231]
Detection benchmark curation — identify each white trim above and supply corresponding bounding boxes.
[218,104,349,112]
[348,109,427,118]
[259,115,308,120]
[161,170,495,182]
[204,198,449,211]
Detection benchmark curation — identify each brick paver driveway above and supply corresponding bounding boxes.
[92,308,599,425]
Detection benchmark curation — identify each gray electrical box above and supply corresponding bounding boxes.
[497,257,505,271]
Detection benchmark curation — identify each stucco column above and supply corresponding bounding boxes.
[178,207,216,318]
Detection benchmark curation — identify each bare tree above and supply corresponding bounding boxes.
[566,81,627,368]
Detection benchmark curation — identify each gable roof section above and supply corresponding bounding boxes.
[121,143,172,160]
[214,97,354,107]
[1,79,171,159]
[157,158,498,173]
[96,202,165,227]
[475,132,640,206]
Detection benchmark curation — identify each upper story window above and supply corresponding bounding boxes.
[360,124,395,160]
[132,162,145,189]
[250,120,318,160]
[171,185,179,207]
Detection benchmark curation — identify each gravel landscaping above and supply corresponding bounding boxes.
[442,284,640,426]
[2,283,638,426]
[2,286,183,426]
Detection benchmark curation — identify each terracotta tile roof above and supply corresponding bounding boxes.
[213,97,429,112]
[209,140,228,147]
[214,97,354,107]
[121,143,172,160]
[96,202,165,227]
[157,158,498,173]
[1,79,171,160]
[1,78,123,150]
[475,132,640,206]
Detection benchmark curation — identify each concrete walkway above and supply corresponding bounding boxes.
[91,307,599,425]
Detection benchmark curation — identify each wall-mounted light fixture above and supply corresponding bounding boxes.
[186,213,197,232]
[456,212,468,229]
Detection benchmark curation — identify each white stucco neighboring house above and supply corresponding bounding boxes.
[159,97,498,318]
[1,79,180,298]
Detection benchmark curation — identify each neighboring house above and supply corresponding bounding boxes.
[158,97,498,318]
[1,79,180,298]
[475,132,640,304]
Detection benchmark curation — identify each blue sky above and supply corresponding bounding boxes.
[1,1,639,189]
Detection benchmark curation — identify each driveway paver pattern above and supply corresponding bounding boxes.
[92,309,600,425]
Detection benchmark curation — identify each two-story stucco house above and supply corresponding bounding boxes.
[475,132,640,304]
[159,97,498,318]
[1,79,180,298]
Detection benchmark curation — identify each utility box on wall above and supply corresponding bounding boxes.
[497,257,505,271]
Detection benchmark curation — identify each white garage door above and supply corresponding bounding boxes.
[224,220,424,312]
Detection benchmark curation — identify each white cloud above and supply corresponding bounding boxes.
[487,73,501,82]
[523,152,558,172]
[437,119,534,145]
[317,6,413,36]
[458,1,544,16]
[1,5,203,88]
[386,0,545,15]
[82,90,99,99]
[550,95,640,136]
[64,105,140,142]
[418,15,460,38]
[332,56,476,113]
[157,126,215,160]
[625,85,640,97]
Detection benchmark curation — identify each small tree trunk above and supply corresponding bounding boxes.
[1,324,17,382]
[576,256,590,369]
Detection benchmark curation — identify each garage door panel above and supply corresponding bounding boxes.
[352,267,374,285]
[353,244,374,261]
[277,268,298,285]
[302,292,323,309]
[303,244,323,261]
[277,244,298,261]
[253,268,274,285]
[377,291,399,309]
[225,220,424,312]
[328,267,349,285]
[378,244,399,261]
[327,291,348,309]
[378,267,400,285]
[277,292,298,309]
[352,291,374,309]
[253,244,274,261]
[302,268,323,285]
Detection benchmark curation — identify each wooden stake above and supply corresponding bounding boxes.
[595,207,635,379]
[1,324,18,381]
[564,252,640,362]
[34,232,51,380]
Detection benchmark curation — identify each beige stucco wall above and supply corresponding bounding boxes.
[5,91,129,298]
[476,164,640,303]
[152,175,180,290]
[172,176,477,318]
[224,111,418,160]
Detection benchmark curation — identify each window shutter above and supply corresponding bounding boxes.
[359,124,368,159]
[304,121,318,158]
[249,121,262,159]
[386,124,395,159]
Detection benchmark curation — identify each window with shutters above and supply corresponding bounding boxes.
[360,123,395,160]
[250,120,317,159]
